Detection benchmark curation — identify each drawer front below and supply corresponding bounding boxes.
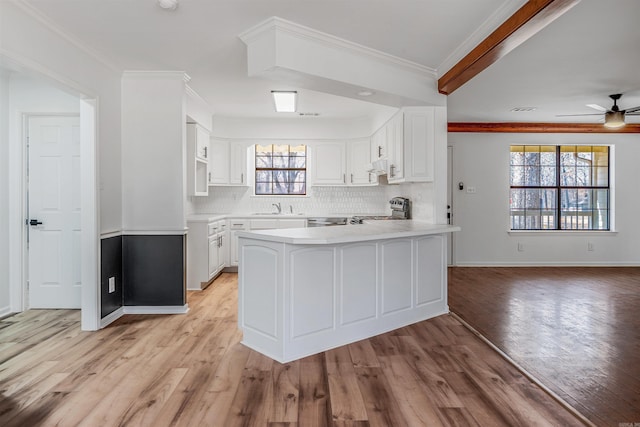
[229,219,248,230]
[208,222,218,236]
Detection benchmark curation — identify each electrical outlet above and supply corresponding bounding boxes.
[466,186,477,194]
[108,277,115,293]
[587,242,594,252]
[517,242,524,252]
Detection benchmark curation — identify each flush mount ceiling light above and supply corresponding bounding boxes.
[271,91,297,113]
[157,0,178,10]
[604,111,625,129]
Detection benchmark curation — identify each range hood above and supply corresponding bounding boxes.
[367,159,387,175]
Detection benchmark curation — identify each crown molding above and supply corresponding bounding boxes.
[11,0,120,73]
[239,16,436,78]
[437,0,527,78]
[448,122,640,133]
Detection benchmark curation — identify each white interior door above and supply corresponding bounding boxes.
[28,115,81,308]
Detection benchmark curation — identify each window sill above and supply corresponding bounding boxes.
[249,194,311,199]
[508,230,618,236]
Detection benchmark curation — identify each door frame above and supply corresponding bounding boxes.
[10,99,99,330]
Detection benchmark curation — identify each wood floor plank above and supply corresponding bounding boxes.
[297,354,332,427]
[377,354,444,426]
[353,366,407,426]
[325,346,368,423]
[270,361,300,423]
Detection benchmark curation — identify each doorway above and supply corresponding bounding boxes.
[447,145,454,265]
[26,115,81,309]
[3,66,100,330]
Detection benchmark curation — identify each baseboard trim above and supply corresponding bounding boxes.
[123,304,189,315]
[449,312,596,427]
[100,306,124,328]
[452,262,640,267]
[0,306,14,319]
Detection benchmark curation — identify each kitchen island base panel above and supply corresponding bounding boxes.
[238,233,449,363]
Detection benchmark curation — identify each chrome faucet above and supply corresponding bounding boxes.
[272,203,282,214]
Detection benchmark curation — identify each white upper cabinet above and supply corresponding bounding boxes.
[347,138,376,186]
[187,123,209,196]
[209,139,248,186]
[370,126,386,161]
[192,123,209,161]
[384,107,436,184]
[387,113,405,183]
[209,138,229,185]
[311,142,347,186]
[229,142,248,185]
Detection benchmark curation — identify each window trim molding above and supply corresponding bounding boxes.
[509,144,611,231]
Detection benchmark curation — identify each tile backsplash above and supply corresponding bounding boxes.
[187,185,390,216]
[187,182,436,221]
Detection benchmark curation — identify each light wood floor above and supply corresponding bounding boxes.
[1,273,585,426]
[449,267,640,427]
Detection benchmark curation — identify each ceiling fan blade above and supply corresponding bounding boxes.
[623,106,640,114]
[625,112,640,116]
[586,103,608,112]
[556,113,603,117]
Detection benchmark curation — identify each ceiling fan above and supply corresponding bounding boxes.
[558,94,640,128]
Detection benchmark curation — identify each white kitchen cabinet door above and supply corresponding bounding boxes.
[208,234,219,280]
[229,142,247,185]
[187,123,209,196]
[370,127,386,161]
[388,113,405,183]
[311,142,346,186]
[228,219,248,266]
[217,231,227,270]
[195,124,210,161]
[209,138,230,185]
[348,138,375,186]
[403,108,435,182]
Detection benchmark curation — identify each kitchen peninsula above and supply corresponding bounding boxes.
[237,221,460,363]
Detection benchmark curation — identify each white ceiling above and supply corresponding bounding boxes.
[11,0,640,123]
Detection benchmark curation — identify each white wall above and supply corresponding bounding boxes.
[0,72,10,315]
[121,72,188,231]
[0,1,122,234]
[450,132,640,266]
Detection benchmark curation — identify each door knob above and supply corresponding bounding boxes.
[29,219,43,226]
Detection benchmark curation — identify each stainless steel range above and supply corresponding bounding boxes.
[350,197,411,224]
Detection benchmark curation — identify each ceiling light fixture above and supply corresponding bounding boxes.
[271,91,297,113]
[604,111,625,129]
[157,0,178,10]
[357,90,374,97]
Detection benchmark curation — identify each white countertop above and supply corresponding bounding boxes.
[186,214,227,223]
[236,220,460,245]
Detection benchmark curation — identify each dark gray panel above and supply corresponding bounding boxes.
[122,235,186,306]
[100,235,123,318]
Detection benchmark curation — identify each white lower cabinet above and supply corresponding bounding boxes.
[187,218,225,290]
[228,219,249,266]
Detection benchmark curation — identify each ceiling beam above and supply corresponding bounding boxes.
[448,122,640,133]
[438,0,581,95]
